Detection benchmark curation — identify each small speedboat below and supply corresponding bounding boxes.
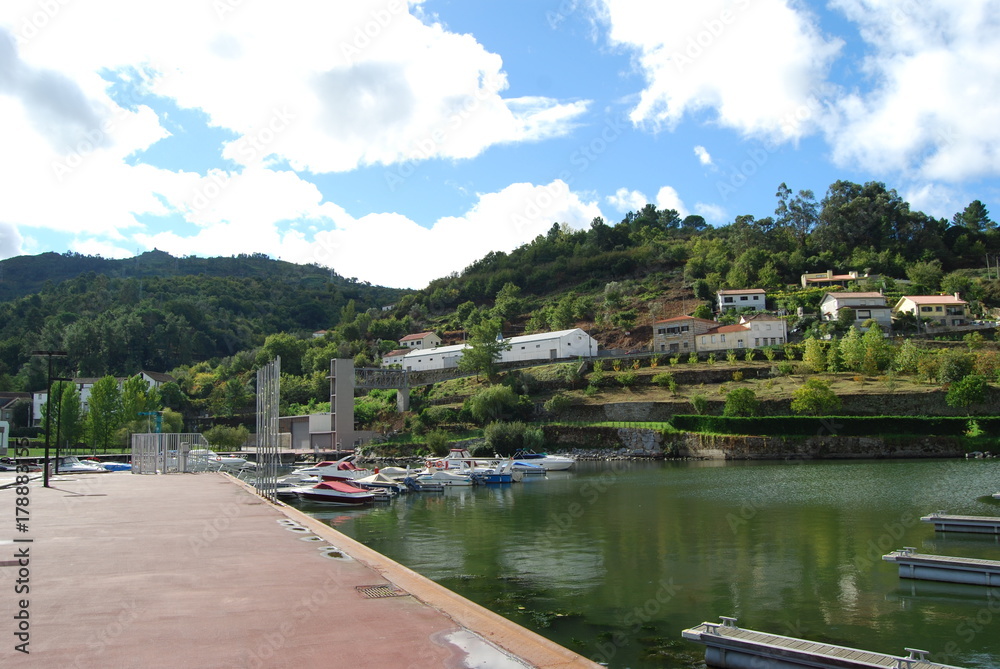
[414,468,474,487]
[512,450,575,472]
[53,456,109,474]
[187,449,255,470]
[295,480,375,505]
[290,455,371,481]
[354,472,408,493]
[83,458,131,471]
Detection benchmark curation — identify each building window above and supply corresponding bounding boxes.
[681,326,689,333]
[657,328,666,335]
[724,297,734,303]
[711,335,716,343]
[740,296,748,301]
[755,338,760,346]
[935,306,943,312]
[921,306,933,312]
[720,334,726,342]
[521,346,525,350]
[857,310,871,318]
[683,342,688,349]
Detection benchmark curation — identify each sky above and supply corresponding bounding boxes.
[1,1,999,290]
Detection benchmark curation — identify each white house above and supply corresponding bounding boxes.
[381,348,410,367]
[396,343,468,371]
[399,331,442,350]
[717,288,766,312]
[387,328,600,371]
[502,329,599,363]
[740,313,788,348]
[818,292,893,329]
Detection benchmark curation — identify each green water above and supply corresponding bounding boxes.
[293,459,1000,668]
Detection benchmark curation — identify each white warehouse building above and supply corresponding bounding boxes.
[386,328,599,371]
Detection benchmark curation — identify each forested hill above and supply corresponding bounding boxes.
[0,250,396,302]
[0,251,407,390]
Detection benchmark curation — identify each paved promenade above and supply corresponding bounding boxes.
[0,471,601,668]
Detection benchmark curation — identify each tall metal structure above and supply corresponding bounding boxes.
[255,356,281,502]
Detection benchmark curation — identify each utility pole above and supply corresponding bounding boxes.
[31,350,67,487]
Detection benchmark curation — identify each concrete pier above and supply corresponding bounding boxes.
[0,471,600,668]
[883,547,1000,586]
[681,617,963,669]
[921,511,1000,534]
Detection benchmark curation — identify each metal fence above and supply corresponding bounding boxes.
[130,433,211,474]
[253,356,281,502]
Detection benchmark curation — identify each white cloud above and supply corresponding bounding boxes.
[606,187,648,212]
[598,0,841,141]
[655,186,688,217]
[694,145,714,166]
[695,202,726,223]
[694,145,713,166]
[825,0,1000,181]
[136,178,601,289]
[0,221,23,258]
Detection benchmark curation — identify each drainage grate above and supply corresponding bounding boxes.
[356,584,408,599]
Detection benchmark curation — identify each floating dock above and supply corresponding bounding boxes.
[681,617,962,669]
[921,511,1000,534]
[884,547,1000,586]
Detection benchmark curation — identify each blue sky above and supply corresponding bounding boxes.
[1,1,998,288]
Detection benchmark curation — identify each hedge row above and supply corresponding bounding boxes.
[669,414,999,437]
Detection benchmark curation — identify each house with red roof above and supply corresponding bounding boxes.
[398,331,442,350]
[893,294,969,328]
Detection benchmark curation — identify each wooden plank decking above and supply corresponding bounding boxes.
[682,618,963,669]
[884,548,1000,586]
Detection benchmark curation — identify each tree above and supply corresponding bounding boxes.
[906,260,944,294]
[203,424,250,450]
[463,385,526,425]
[893,339,920,374]
[791,379,841,416]
[839,327,864,372]
[458,317,511,382]
[692,303,714,320]
[952,200,993,233]
[802,338,826,373]
[723,388,759,417]
[946,374,989,412]
[42,381,83,449]
[861,323,892,374]
[86,375,122,452]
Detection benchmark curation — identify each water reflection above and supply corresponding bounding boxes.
[291,458,1000,669]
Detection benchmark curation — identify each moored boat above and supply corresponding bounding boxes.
[295,480,375,505]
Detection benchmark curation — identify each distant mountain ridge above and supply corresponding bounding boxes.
[0,250,394,302]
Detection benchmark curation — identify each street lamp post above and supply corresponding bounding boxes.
[52,377,72,474]
[31,350,68,488]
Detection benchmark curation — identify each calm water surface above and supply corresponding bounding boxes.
[292,459,1000,668]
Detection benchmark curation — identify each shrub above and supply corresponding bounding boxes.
[421,405,457,426]
[726,350,738,365]
[612,359,623,372]
[946,374,989,411]
[593,360,604,373]
[584,384,600,397]
[790,379,841,416]
[650,354,662,368]
[723,388,759,417]
[424,429,451,457]
[482,421,545,456]
[652,372,677,392]
[464,385,530,425]
[763,347,777,361]
[707,353,716,365]
[690,394,709,415]
[744,349,755,362]
[688,352,699,364]
[732,371,744,382]
[543,393,572,414]
[670,355,681,365]
[617,371,637,387]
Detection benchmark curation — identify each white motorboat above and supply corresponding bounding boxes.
[290,455,371,481]
[512,450,575,472]
[53,456,109,474]
[294,480,375,506]
[187,449,255,470]
[414,468,474,486]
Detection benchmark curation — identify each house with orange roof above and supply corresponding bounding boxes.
[893,294,969,328]
[399,331,442,350]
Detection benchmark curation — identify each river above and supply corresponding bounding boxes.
[290,458,1000,668]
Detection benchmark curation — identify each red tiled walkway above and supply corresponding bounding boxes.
[1,472,600,668]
